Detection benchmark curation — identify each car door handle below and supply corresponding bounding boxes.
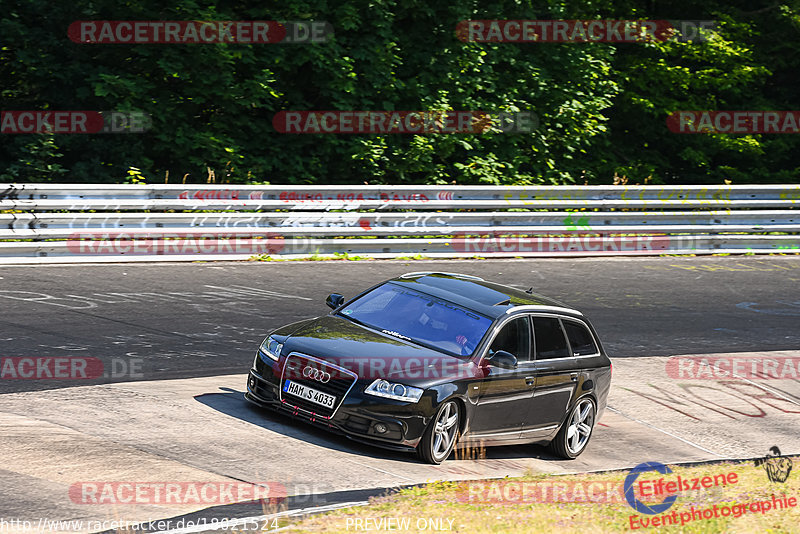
[525,376,535,386]
[570,373,578,381]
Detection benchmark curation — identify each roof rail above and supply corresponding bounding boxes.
[399,272,485,281]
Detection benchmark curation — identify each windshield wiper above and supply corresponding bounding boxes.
[336,312,372,329]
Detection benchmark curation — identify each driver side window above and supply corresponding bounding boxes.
[488,317,531,362]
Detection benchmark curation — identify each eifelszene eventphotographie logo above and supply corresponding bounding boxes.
[624,462,678,515]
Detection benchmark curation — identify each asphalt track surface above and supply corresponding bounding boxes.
[1,256,799,394]
[0,257,799,531]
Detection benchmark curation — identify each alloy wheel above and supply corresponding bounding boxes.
[566,398,594,455]
[431,401,459,462]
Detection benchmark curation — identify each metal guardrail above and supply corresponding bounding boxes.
[3,183,799,201]
[0,184,798,263]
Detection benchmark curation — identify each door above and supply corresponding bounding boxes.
[470,316,534,438]
[524,316,579,436]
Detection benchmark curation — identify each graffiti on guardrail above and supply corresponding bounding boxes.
[499,188,734,203]
[1,185,798,260]
[4,186,797,208]
[175,213,461,229]
[278,191,432,202]
[179,190,246,200]
[563,214,591,231]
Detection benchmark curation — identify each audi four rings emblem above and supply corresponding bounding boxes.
[303,366,331,383]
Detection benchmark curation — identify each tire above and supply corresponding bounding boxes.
[417,400,460,464]
[548,397,595,459]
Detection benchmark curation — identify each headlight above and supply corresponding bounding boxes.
[364,379,424,403]
[258,336,283,362]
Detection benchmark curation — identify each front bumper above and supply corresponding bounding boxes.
[246,366,430,452]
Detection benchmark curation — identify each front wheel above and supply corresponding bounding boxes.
[549,397,595,459]
[417,400,460,464]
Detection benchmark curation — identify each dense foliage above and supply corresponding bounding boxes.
[1,1,798,185]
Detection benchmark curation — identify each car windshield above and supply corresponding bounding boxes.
[337,283,493,357]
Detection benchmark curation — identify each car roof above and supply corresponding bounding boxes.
[387,272,580,320]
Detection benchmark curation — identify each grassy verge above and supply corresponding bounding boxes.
[272,458,799,533]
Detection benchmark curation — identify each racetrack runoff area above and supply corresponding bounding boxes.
[0,257,797,531]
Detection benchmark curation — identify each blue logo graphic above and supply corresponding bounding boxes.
[624,462,678,515]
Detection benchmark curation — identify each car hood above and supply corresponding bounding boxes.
[280,314,481,385]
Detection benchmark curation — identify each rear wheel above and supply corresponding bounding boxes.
[549,397,595,459]
[417,400,460,464]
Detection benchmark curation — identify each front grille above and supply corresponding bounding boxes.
[279,353,357,418]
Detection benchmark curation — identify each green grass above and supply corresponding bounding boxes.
[248,251,371,262]
[274,458,800,533]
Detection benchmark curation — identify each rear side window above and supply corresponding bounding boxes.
[563,320,599,356]
[532,317,570,359]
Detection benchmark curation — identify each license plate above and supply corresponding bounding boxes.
[283,379,336,409]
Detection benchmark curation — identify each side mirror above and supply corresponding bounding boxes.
[487,350,518,370]
[326,293,345,310]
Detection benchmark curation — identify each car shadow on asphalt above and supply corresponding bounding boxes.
[451,442,573,466]
[194,387,572,466]
[193,387,416,462]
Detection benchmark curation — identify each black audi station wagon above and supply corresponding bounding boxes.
[246,272,612,464]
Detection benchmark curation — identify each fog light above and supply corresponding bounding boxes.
[374,423,388,434]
